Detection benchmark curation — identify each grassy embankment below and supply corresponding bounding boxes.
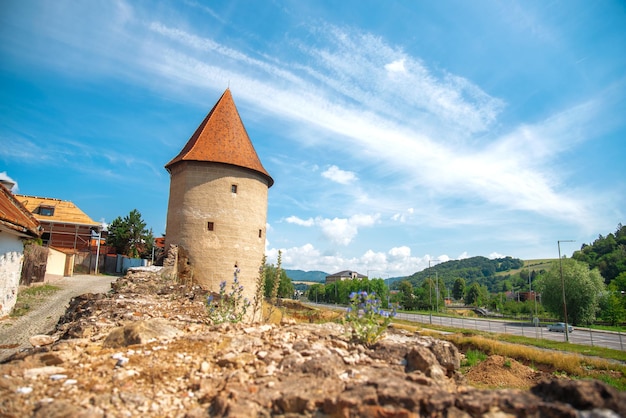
[392,318,626,391]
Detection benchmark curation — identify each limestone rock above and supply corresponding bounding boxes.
[103,319,183,348]
[29,334,54,347]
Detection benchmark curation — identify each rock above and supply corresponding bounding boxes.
[1,268,624,418]
[102,319,183,348]
[24,366,66,379]
[29,334,54,347]
[532,379,626,415]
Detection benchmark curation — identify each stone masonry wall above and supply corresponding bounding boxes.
[165,161,269,313]
[0,234,24,317]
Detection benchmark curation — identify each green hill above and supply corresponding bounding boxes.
[401,256,551,293]
[285,269,328,283]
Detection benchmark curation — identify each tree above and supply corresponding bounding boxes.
[452,278,465,300]
[264,263,294,299]
[599,291,626,326]
[465,282,483,306]
[106,209,153,258]
[535,259,605,325]
[398,280,416,310]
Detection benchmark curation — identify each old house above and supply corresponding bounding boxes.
[0,183,41,317]
[325,270,367,284]
[15,194,100,251]
[16,194,101,278]
[164,89,273,311]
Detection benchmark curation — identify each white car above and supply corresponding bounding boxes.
[547,322,573,333]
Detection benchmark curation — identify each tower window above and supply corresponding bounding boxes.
[207,222,214,231]
[231,184,238,193]
[258,229,262,238]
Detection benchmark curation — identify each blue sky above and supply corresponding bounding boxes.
[1,0,625,277]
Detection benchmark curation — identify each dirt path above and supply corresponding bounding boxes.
[0,274,117,362]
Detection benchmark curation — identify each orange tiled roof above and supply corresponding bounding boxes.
[165,89,274,187]
[0,184,41,238]
[15,194,99,226]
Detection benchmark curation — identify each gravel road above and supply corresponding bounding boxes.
[0,274,117,362]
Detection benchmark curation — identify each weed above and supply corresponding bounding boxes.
[251,255,267,323]
[344,291,396,346]
[264,250,282,322]
[10,284,60,317]
[463,349,487,367]
[504,358,512,368]
[206,277,250,324]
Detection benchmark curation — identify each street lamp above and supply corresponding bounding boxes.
[558,240,575,342]
[529,271,537,316]
[428,258,440,324]
[91,226,103,275]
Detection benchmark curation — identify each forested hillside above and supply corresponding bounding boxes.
[572,223,626,283]
[404,256,526,293]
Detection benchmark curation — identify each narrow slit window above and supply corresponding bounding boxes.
[258,229,262,238]
[231,184,238,193]
[207,222,214,231]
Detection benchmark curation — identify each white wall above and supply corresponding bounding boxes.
[0,234,24,317]
[44,246,66,281]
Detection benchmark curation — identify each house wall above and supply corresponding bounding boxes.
[40,221,93,251]
[0,234,24,317]
[165,161,269,311]
[44,247,66,281]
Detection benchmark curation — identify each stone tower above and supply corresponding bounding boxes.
[164,89,273,308]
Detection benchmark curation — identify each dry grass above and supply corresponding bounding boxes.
[442,333,626,387]
[388,321,626,390]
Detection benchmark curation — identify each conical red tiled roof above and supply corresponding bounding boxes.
[165,89,273,187]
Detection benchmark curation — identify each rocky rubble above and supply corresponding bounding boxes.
[0,268,625,417]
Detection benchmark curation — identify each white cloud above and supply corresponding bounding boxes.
[489,252,505,259]
[385,58,406,74]
[318,214,379,246]
[285,216,315,227]
[321,165,357,185]
[0,172,18,192]
[286,213,380,246]
[388,246,411,260]
[391,208,415,223]
[268,242,458,277]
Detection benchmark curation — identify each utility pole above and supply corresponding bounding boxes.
[558,240,575,342]
[428,258,440,324]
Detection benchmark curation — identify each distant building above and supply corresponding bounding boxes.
[164,89,273,313]
[15,194,100,252]
[325,270,367,284]
[0,184,42,316]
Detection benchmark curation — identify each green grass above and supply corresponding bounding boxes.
[10,284,60,317]
[462,349,487,367]
[494,258,556,277]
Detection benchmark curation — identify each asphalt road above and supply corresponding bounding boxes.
[0,274,116,362]
[306,302,626,351]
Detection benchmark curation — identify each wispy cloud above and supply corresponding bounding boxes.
[3,0,620,275]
